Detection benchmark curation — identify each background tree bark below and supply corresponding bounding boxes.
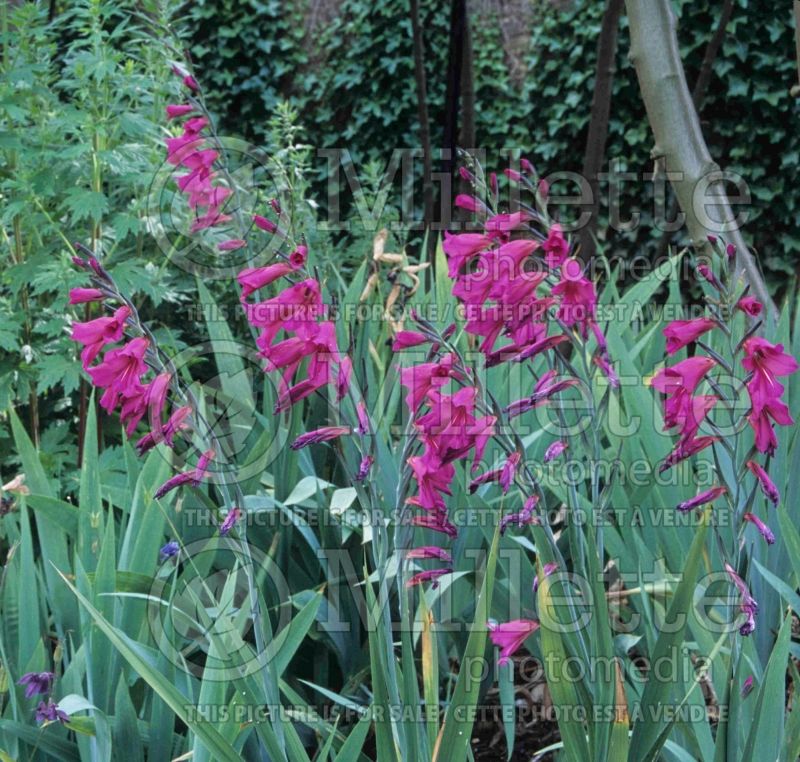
[624,0,775,314]
[441,0,466,186]
[654,0,735,263]
[578,0,624,263]
[459,9,475,153]
[793,1,800,96]
[455,3,476,230]
[410,0,434,241]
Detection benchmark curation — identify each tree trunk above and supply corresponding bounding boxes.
[624,0,775,314]
[459,7,475,153]
[578,0,624,263]
[410,0,434,241]
[654,0,735,263]
[793,1,800,96]
[441,0,465,185]
[455,2,475,226]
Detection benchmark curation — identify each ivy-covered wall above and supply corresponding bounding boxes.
[187,0,799,292]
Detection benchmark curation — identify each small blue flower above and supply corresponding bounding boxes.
[159,540,180,561]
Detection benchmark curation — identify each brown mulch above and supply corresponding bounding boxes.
[470,656,560,761]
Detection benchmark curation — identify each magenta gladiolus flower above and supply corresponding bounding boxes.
[71,305,131,367]
[551,259,597,337]
[166,133,204,165]
[289,245,307,268]
[484,210,531,234]
[355,401,370,435]
[509,334,570,365]
[191,210,232,232]
[454,194,487,214]
[144,371,171,422]
[544,440,567,463]
[355,454,374,482]
[594,352,620,388]
[336,356,353,402]
[183,116,208,134]
[154,449,215,499]
[500,452,521,492]
[87,337,149,413]
[488,619,540,666]
[408,455,454,511]
[18,672,54,699]
[736,296,763,317]
[410,511,458,539]
[392,331,429,350]
[183,74,199,91]
[651,356,717,429]
[219,506,242,536]
[405,546,453,564]
[499,495,540,534]
[746,460,779,506]
[246,278,322,337]
[741,675,754,697]
[672,394,718,443]
[660,435,718,473]
[741,338,797,453]
[469,452,520,494]
[662,317,716,355]
[724,562,758,636]
[532,562,559,593]
[747,396,793,455]
[290,426,350,451]
[137,405,192,454]
[218,239,246,251]
[504,168,522,182]
[676,485,726,512]
[238,264,295,299]
[166,104,194,119]
[68,287,104,305]
[742,337,798,399]
[117,370,171,437]
[696,263,722,291]
[442,232,492,276]
[402,381,496,551]
[543,224,569,269]
[253,214,277,233]
[742,512,775,545]
[406,568,451,588]
[399,353,460,411]
[162,405,192,444]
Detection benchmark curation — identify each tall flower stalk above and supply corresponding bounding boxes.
[653,239,796,640]
[395,158,620,668]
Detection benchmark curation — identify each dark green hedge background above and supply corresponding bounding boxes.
[186,0,799,292]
